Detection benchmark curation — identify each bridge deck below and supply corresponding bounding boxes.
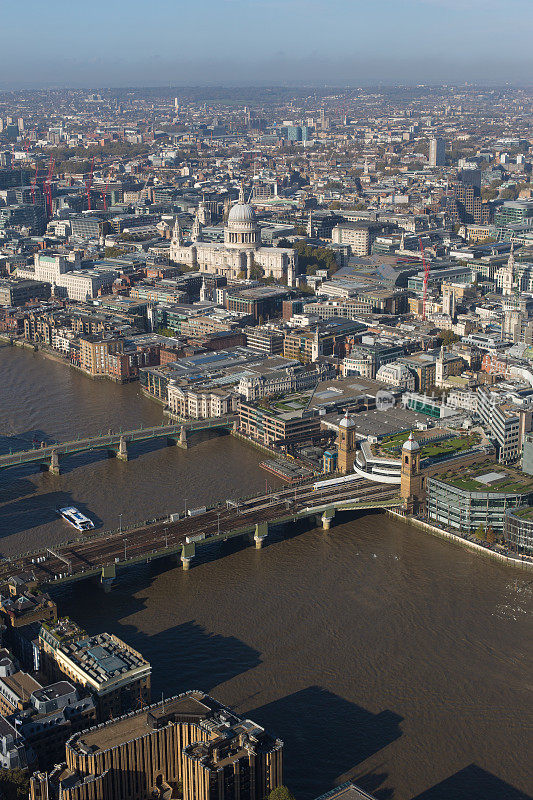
[0,416,236,468]
[0,478,401,587]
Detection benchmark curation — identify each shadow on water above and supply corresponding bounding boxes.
[410,765,533,800]
[249,687,403,800]
[353,768,395,800]
[0,429,55,454]
[0,490,104,541]
[0,476,37,504]
[52,575,262,697]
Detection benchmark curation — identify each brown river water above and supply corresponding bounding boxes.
[0,346,532,800]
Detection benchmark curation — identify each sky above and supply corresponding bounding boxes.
[0,0,531,89]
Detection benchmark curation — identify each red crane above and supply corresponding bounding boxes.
[85,156,95,210]
[418,237,430,321]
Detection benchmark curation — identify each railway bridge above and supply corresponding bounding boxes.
[0,417,236,475]
[0,477,403,591]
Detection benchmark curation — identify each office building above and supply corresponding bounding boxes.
[504,507,533,555]
[238,399,321,448]
[225,286,290,323]
[39,619,151,720]
[477,386,532,463]
[429,137,446,167]
[30,690,283,800]
[245,327,285,355]
[331,222,391,256]
[0,278,51,307]
[427,462,533,537]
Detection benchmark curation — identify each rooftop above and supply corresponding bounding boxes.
[73,692,214,753]
[433,461,533,494]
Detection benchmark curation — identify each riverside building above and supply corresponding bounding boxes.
[38,619,151,721]
[426,462,533,539]
[30,690,283,800]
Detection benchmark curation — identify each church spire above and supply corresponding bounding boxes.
[172,217,182,246]
[238,183,245,204]
[191,214,202,242]
[508,240,515,270]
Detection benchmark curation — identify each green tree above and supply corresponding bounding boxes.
[249,262,265,280]
[105,246,125,258]
[0,769,30,800]
[439,330,461,346]
[268,787,295,800]
[475,525,485,541]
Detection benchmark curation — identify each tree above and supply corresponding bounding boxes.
[105,246,125,258]
[475,525,485,541]
[249,262,265,280]
[500,186,519,201]
[0,769,30,800]
[268,787,295,800]
[439,329,460,346]
[485,525,495,544]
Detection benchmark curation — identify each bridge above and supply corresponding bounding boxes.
[0,417,236,475]
[0,477,403,591]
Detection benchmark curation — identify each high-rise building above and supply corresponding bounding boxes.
[429,137,446,167]
[30,690,283,800]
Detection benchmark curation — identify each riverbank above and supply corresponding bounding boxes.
[388,509,533,571]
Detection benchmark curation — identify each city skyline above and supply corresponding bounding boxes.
[0,0,531,88]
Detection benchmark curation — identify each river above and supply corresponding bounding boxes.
[1,346,532,800]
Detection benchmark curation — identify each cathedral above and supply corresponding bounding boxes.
[496,243,533,295]
[169,188,297,283]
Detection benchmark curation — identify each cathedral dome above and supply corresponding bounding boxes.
[228,202,256,225]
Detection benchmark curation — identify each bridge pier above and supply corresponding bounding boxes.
[253,521,268,549]
[176,426,188,450]
[321,507,335,531]
[181,541,195,570]
[49,450,60,475]
[116,436,128,462]
[100,563,116,592]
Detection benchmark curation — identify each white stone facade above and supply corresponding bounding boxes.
[169,194,297,283]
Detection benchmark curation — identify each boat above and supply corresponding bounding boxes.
[57,506,95,531]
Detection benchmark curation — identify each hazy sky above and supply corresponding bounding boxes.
[0,0,531,88]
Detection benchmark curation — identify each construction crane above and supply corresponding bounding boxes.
[85,156,95,210]
[418,237,430,321]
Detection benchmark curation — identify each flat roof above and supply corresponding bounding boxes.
[434,460,533,494]
[73,692,215,753]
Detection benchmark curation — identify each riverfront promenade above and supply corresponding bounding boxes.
[0,477,400,589]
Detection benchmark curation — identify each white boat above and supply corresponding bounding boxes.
[57,506,94,531]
